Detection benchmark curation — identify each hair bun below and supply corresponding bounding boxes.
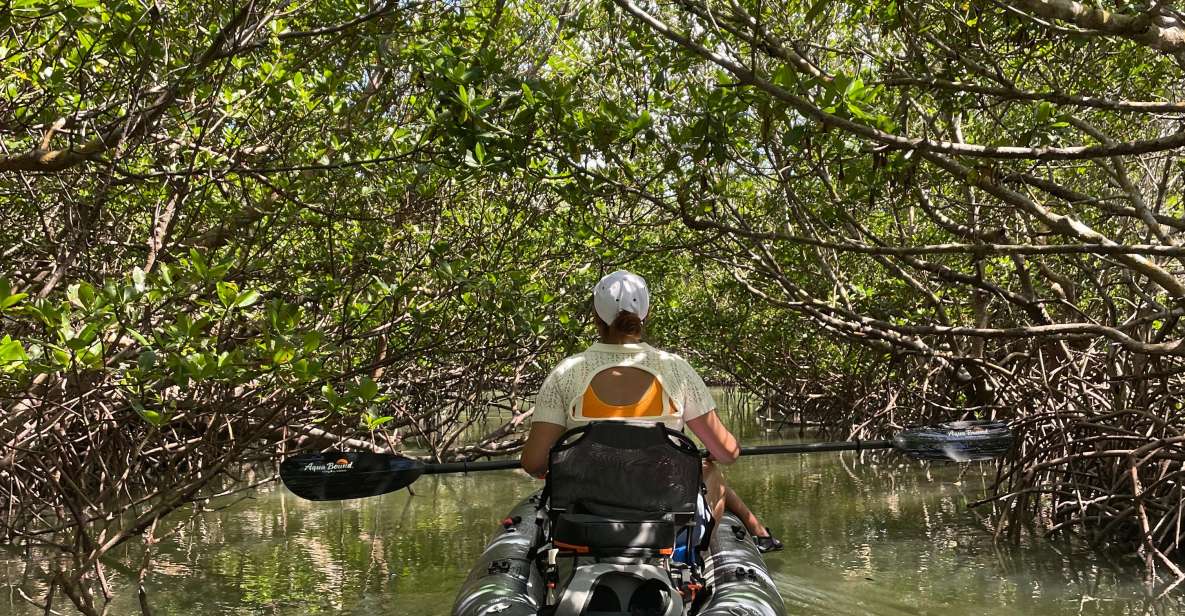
[610,310,643,337]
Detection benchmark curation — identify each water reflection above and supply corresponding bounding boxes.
[3,397,1182,615]
[730,447,1175,616]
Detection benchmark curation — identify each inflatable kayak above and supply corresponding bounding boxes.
[452,492,785,616]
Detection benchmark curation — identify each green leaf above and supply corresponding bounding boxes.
[844,76,865,101]
[366,414,394,430]
[138,349,156,372]
[132,400,165,427]
[772,65,799,89]
[77,338,104,369]
[216,281,239,309]
[804,0,829,24]
[0,277,27,311]
[292,358,320,380]
[272,346,295,365]
[66,284,83,308]
[357,377,379,401]
[1036,101,1053,123]
[126,328,151,346]
[0,292,27,310]
[322,383,342,408]
[234,290,260,308]
[189,248,209,279]
[77,322,100,343]
[77,30,95,52]
[0,336,29,372]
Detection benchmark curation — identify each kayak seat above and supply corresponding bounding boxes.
[552,511,677,557]
[546,421,702,513]
[543,421,702,563]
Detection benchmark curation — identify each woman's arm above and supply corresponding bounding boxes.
[520,421,567,478]
[686,410,740,464]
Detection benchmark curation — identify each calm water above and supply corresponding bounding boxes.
[4,403,1181,614]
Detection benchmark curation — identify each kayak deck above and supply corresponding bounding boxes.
[452,494,785,616]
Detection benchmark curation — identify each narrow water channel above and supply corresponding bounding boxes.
[4,400,1181,615]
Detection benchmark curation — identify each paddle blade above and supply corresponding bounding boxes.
[280,452,425,501]
[893,420,1014,462]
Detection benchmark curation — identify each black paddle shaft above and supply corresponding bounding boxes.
[423,439,895,474]
[424,459,522,474]
[410,435,895,473]
[738,440,894,457]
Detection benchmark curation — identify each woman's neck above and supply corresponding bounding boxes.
[598,334,642,345]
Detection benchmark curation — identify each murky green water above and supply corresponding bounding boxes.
[4,399,1181,615]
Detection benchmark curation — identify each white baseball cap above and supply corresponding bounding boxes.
[593,270,650,325]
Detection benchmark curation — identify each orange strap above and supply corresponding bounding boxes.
[553,541,673,556]
[553,540,590,553]
[580,379,665,418]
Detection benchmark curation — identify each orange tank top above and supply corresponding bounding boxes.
[579,380,666,418]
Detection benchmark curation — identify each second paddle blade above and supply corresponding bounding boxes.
[893,420,1014,462]
[280,451,425,501]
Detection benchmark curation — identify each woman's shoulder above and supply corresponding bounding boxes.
[641,344,695,371]
[548,350,592,376]
[555,352,586,367]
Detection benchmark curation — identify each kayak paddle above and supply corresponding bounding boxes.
[280,420,1012,501]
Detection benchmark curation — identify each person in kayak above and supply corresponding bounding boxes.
[521,269,783,553]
